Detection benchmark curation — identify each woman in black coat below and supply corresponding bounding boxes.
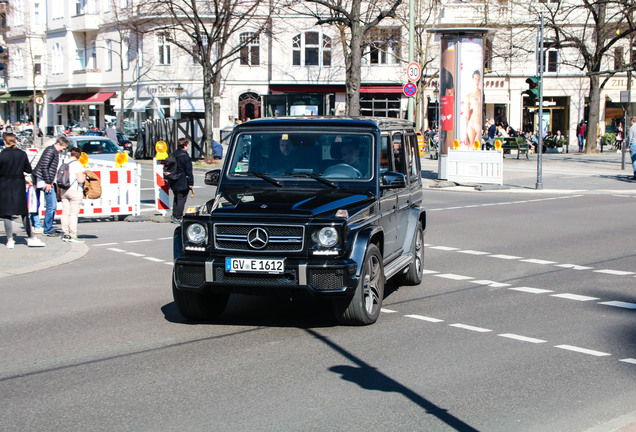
[0,132,45,248]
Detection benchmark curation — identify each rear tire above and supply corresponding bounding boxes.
[333,244,384,325]
[397,221,424,286]
[172,275,229,322]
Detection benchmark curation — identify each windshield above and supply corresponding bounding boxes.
[228,132,373,180]
[74,139,122,154]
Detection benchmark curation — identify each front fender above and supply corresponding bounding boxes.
[349,226,383,278]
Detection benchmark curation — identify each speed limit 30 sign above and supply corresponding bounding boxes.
[406,62,421,82]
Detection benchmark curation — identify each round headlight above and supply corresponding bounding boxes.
[317,227,338,247]
[186,223,207,244]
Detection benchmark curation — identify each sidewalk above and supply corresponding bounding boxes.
[1,147,634,278]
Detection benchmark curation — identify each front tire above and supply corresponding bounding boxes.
[397,221,424,286]
[333,244,384,325]
[172,275,229,322]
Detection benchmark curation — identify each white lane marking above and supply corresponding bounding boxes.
[551,293,599,301]
[422,269,439,275]
[435,274,474,281]
[107,248,126,253]
[598,301,636,310]
[449,323,492,333]
[126,252,145,257]
[555,345,611,357]
[521,259,557,265]
[164,262,174,266]
[489,254,523,260]
[620,358,636,364]
[95,242,118,247]
[405,315,444,323]
[498,333,546,344]
[429,246,460,251]
[594,269,635,276]
[125,239,153,244]
[555,264,594,270]
[509,287,554,294]
[144,257,165,262]
[157,237,173,240]
[381,308,398,313]
[471,280,511,288]
[458,250,491,255]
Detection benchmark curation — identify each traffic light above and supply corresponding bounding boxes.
[523,76,540,103]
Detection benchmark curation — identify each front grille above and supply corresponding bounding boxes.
[213,267,299,286]
[176,264,206,287]
[309,268,345,291]
[214,224,304,252]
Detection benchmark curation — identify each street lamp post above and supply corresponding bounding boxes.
[175,84,183,120]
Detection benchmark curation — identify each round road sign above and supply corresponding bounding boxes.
[403,82,418,97]
[35,96,44,105]
[406,62,421,82]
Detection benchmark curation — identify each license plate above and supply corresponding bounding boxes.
[225,257,285,274]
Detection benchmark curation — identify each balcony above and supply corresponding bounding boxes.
[70,13,101,31]
[71,68,102,86]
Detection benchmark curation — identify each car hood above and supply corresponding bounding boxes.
[210,189,374,218]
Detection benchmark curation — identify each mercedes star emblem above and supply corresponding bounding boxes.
[247,227,269,249]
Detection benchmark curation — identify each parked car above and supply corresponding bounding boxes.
[66,136,136,165]
[172,116,426,325]
[84,130,134,155]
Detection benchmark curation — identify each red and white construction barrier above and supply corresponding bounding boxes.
[40,164,142,219]
[153,158,170,215]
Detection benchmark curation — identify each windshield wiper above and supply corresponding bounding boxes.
[284,172,338,189]
[241,171,282,187]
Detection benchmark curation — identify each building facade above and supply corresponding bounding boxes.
[0,0,633,147]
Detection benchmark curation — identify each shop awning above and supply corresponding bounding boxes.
[360,86,403,93]
[112,99,133,111]
[181,99,205,112]
[0,92,33,102]
[50,92,116,105]
[132,99,153,112]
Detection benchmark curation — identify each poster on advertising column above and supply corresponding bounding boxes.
[439,37,456,155]
[459,38,483,150]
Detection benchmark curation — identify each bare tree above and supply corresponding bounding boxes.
[144,0,275,161]
[287,0,402,116]
[527,0,636,153]
[101,6,154,132]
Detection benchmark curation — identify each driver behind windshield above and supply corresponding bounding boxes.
[334,137,369,177]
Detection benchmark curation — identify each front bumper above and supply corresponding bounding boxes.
[174,255,358,296]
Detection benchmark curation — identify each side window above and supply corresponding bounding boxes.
[406,133,420,183]
[391,133,406,174]
[380,135,389,174]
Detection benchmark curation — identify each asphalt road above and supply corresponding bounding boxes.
[1,177,635,431]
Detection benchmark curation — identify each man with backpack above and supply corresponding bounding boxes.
[32,135,71,236]
[165,138,193,224]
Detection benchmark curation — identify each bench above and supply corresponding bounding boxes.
[543,136,567,153]
[500,137,530,159]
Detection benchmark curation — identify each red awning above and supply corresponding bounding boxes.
[360,86,403,93]
[50,92,116,105]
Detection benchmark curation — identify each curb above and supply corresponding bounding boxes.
[0,241,89,279]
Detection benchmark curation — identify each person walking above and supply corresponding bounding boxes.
[105,122,117,142]
[168,138,193,224]
[577,120,586,153]
[0,132,46,248]
[32,135,71,236]
[628,116,636,180]
[59,147,86,243]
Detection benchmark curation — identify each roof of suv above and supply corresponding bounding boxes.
[234,116,416,132]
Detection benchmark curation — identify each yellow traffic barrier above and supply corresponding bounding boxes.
[156,141,168,161]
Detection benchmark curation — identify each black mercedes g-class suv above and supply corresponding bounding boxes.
[172,117,426,325]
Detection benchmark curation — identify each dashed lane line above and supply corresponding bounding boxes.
[550,293,599,302]
[554,345,611,357]
[395,312,630,364]
[509,287,553,294]
[435,273,474,281]
[428,195,583,212]
[598,301,636,310]
[427,244,634,277]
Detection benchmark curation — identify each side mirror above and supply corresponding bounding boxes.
[380,171,407,188]
[205,169,221,186]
